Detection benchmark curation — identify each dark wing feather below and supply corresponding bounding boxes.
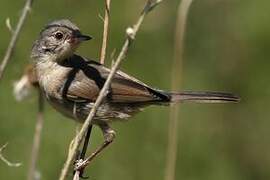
[110,74,160,103]
[63,56,169,103]
[65,72,100,102]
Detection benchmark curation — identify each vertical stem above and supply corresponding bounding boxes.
[0,0,34,81]
[72,0,112,179]
[164,1,193,180]
[100,0,111,64]
[27,90,44,180]
[59,1,163,179]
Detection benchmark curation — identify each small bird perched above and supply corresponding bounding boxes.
[31,19,239,151]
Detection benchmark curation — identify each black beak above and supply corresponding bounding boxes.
[76,34,92,41]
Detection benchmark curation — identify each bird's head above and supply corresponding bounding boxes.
[31,19,92,63]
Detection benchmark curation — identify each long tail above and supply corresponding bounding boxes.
[168,91,240,103]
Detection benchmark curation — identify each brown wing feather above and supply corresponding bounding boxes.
[110,76,158,102]
[66,73,100,102]
[64,57,164,103]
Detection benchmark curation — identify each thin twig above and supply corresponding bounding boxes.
[100,0,111,64]
[164,1,193,180]
[0,0,34,81]
[74,138,111,171]
[59,1,163,179]
[0,143,22,167]
[27,90,44,180]
[72,171,80,180]
[72,1,112,178]
[5,18,14,34]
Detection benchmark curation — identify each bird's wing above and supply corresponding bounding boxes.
[64,58,169,103]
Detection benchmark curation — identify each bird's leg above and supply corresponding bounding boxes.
[73,125,93,179]
[74,123,116,171]
[80,125,93,160]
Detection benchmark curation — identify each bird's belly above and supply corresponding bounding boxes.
[45,95,141,124]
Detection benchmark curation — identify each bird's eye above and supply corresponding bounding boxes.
[54,32,63,40]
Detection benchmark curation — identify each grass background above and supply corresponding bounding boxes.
[0,0,269,179]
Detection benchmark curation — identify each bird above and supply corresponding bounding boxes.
[31,19,239,159]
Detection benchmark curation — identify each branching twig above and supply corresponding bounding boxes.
[0,0,34,81]
[72,171,80,180]
[59,1,163,179]
[13,64,41,179]
[5,18,14,34]
[100,0,111,64]
[27,90,44,180]
[164,1,193,180]
[72,125,92,179]
[0,143,22,167]
[72,1,112,179]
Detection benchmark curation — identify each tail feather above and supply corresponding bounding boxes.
[169,91,240,103]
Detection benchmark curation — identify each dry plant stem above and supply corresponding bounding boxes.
[73,171,80,180]
[0,143,22,167]
[76,0,165,170]
[75,137,111,170]
[59,1,163,179]
[27,90,44,180]
[72,125,92,179]
[72,1,112,178]
[164,1,193,180]
[100,0,111,64]
[0,0,34,81]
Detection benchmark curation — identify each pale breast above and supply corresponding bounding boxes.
[36,60,70,100]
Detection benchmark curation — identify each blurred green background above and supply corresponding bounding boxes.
[0,0,269,179]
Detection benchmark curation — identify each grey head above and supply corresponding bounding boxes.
[31,19,92,62]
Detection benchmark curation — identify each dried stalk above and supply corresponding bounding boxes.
[100,0,111,64]
[27,90,44,180]
[72,1,112,179]
[59,1,163,179]
[0,143,22,167]
[0,0,34,81]
[13,64,41,179]
[72,171,80,180]
[164,1,193,180]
